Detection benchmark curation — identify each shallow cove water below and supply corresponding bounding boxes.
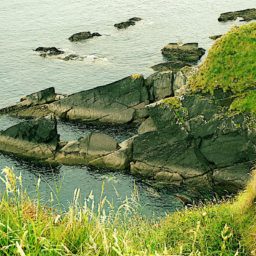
[0,0,254,216]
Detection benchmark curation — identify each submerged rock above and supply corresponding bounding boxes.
[68,31,102,42]
[114,17,142,29]
[218,8,256,22]
[35,47,64,56]
[161,43,205,64]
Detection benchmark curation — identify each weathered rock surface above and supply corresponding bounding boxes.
[0,118,59,162]
[161,43,205,64]
[114,17,142,29]
[218,8,256,22]
[48,74,149,125]
[131,92,256,195]
[68,31,101,42]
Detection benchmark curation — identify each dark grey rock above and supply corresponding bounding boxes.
[35,47,64,56]
[0,117,59,146]
[114,17,142,29]
[69,31,101,42]
[218,8,256,22]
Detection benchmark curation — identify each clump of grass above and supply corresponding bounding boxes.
[0,167,256,255]
[190,22,256,94]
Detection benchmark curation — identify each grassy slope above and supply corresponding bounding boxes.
[190,22,256,114]
[0,168,256,255]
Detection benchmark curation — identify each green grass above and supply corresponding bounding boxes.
[190,22,256,95]
[0,167,256,255]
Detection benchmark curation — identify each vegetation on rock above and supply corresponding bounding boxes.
[190,22,256,95]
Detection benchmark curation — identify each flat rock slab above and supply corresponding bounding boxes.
[218,8,256,22]
[48,74,149,124]
[161,43,205,64]
[68,31,101,42]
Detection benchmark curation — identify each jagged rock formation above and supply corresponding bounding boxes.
[218,8,256,22]
[0,69,193,123]
[131,92,256,195]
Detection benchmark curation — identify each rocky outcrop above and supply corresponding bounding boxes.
[0,118,133,170]
[130,92,256,196]
[48,74,149,125]
[0,118,59,162]
[218,8,256,22]
[161,43,205,64]
[1,69,194,123]
[68,32,101,42]
[114,17,142,29]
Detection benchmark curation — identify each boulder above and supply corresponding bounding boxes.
[0,118,59,162]
[161,43,205,64]
[114,17,142,29]
[55,133,136,170]
[35,47,64,56]
[68,31,102,42]
[48,74,149,125]
[89,136,135,170]
[146,71,174,101]
[218,8,256,22]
